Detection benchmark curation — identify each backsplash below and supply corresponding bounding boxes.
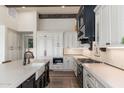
[64,48,83,55]
[82,48,124,69]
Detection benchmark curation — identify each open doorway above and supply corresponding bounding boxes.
[21,32,33,59]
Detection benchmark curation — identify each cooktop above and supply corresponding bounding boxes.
[77,58,101,64]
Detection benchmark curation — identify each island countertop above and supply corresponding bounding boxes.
[0,59,49,88]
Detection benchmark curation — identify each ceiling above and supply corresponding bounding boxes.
[6,5,80,14]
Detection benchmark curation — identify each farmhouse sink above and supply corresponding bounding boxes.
[31,62,45,80]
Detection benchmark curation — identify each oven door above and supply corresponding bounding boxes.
[53,57,63,64]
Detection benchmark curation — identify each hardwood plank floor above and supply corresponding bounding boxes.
[47,71,79,88]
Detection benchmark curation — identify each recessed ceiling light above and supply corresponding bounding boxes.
[61,6,65,8]
[22,6,26,9]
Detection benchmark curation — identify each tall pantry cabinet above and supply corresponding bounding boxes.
[36,31,63,59]
[0,25,21,63]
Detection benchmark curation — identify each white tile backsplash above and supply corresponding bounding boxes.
[82,48,124,69]
[64,48,83,55]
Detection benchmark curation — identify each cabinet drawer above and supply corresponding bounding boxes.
[86,72,96,84]
[95,80,105,88]
[86,78,96,88]
[84,69,105,88]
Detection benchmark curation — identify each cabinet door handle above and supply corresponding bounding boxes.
[87,74,91,78]
[106,43,110,45]
[26,79,30,82]
[87,84,92,88]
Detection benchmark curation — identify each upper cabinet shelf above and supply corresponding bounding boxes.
[94,5,124,48]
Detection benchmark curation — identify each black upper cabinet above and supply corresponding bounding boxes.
[77,5,96,50]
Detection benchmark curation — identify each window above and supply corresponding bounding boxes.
[28,39,33,48]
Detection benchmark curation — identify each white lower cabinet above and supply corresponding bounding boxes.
[83,68,105,88]
[63,56,77,73]
[63,56,73,71]
[72,58,77,76]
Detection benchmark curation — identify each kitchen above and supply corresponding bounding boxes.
[1,4,124,89]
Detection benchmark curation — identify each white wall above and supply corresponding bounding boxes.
[64,48,83,55]
[17,11,37,32]
[38,19,76,32]
[0,6,18,30]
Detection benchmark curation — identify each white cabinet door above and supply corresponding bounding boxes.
[72,58,77,76]
[64,32,77,48]
[83,68,105,88]
[36,34,53,59]
[72,32,78,48]
[53,32,63,57]
[95,6,124,47]
[63,56,75,71]
[110,6,124,45]
[83,69,87,88]
[36,32,63,59]
[116,6,124,44]
[95,6,111,46]
[101,6,111,46]
[64,32,70,48]
[95,7,101,46]
[110,6,119,45]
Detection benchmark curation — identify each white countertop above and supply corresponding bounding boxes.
[83,63,124,88]
[0,59,49,88]
[73,55,89,59]
[72,55,124,88]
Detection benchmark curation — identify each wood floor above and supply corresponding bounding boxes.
[47,71,79,88]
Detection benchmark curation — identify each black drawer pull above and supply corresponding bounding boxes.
[87,74,91,78]
[87,84,92,88]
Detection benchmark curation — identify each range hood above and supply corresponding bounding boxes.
[80,37,89,44]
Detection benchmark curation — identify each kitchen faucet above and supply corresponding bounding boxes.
[23,50,34,65]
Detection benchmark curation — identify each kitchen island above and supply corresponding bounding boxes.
[0,59,50,88]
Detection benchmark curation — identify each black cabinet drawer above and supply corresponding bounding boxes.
[35,62,50,88]
[35,72,46,88]
[21,74,35,88]
[17,85,22,88]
